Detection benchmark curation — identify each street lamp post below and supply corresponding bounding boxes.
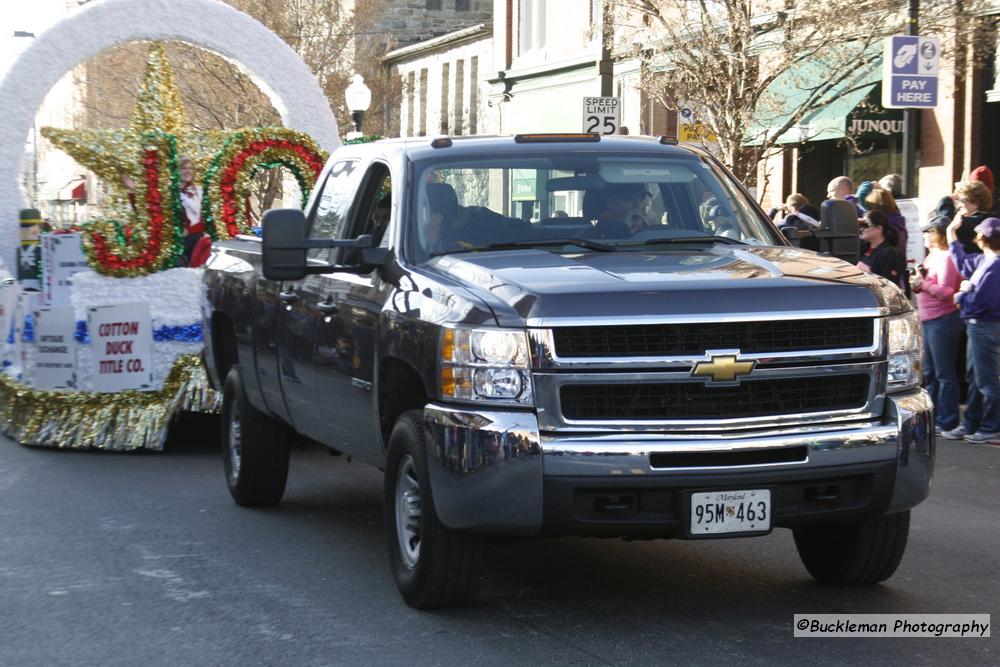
[344,74,372,140]
[902,0,919,197]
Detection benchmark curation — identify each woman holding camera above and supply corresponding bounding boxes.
[910,217,963,434]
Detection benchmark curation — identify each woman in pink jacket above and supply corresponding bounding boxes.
[910,216,963,434]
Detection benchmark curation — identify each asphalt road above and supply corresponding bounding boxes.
[1,416,997,666]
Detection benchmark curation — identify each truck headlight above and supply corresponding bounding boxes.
[440,328,533,404]
[887,310,922,392]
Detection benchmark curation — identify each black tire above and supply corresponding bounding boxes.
[793,511,910,585]
[221,366,291,506]
[384,410,484,608]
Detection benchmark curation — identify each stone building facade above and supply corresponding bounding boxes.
[376,0,493,47]
[384,24,494,137]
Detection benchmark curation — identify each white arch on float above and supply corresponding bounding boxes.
[0,0,340,273]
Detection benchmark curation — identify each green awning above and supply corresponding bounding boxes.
[745,52,881,146]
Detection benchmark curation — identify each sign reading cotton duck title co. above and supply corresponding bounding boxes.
[882,35,939,108]
[88,303,154,392]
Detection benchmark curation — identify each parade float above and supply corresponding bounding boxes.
[0,0,340,450]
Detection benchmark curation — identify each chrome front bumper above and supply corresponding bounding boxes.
[423,389,934,534]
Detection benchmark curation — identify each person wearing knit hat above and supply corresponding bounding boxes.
[879,173,903,199]
[944,215,1000,444]
[855,181,875,211]
[970,165,995,195]
[935,168,997,237]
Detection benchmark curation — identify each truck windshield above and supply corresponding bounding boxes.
[407,153,781,263]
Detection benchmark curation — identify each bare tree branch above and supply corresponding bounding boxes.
[616,0,990,185]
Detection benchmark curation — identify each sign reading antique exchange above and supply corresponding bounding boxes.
[33,306,77,390]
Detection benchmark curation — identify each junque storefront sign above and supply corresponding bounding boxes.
[848,115,905,137]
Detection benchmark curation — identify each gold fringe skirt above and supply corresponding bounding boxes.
[0,354,220,451]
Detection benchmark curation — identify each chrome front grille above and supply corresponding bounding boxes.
[559,374,870,421]
[528,312,886,435]
[552,317,875,358]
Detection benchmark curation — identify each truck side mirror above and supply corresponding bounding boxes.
[262,208,308,281]
[360,246,391,268]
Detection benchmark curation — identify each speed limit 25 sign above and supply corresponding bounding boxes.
[582,96,620,135]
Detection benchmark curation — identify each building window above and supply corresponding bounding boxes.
[405,72,415,137]
[419,68,428,136]
[454,59,465,135]
[426,0,441,9]
[519,0,546,55]
[469,56,479,135]
[440,63,451,134]
[640,90,675,138]
[456,0,470,9]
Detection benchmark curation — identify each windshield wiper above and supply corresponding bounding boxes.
[627,235,746,246]
[432,238,617,256]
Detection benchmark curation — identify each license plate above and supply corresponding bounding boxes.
[689,489,772,536]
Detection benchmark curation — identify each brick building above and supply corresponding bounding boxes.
[382,0,1000,221]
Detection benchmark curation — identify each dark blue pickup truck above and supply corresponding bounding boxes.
[202,134,933,608]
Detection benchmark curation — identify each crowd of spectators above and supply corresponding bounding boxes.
[790,167,1000,444]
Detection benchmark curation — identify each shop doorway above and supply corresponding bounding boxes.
[979,61,1000,198]
[796,140,845,204]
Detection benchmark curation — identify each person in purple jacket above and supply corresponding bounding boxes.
[944,216,1000,444]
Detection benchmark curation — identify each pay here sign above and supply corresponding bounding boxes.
[882,35,939,108]
[88,303,154,392]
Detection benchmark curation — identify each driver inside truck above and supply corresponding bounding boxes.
[583,183,652,238]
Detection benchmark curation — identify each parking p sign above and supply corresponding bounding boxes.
[582,97,620,135]
[882,35,939,108]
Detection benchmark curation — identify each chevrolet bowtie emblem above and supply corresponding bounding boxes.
[691,354,757,383]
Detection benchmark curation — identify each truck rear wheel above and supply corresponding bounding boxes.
[221,366,291,506]
[384,410,484,608]
[793,511,910,585]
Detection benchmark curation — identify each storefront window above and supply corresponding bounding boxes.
[845,91,906,191]
[847,137,904,186]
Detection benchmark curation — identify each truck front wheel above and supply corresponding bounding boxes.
[793,511,910,585]
[384,410,484,608]
[221,366,291,506]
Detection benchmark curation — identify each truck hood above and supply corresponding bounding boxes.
[425,245,893,327]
